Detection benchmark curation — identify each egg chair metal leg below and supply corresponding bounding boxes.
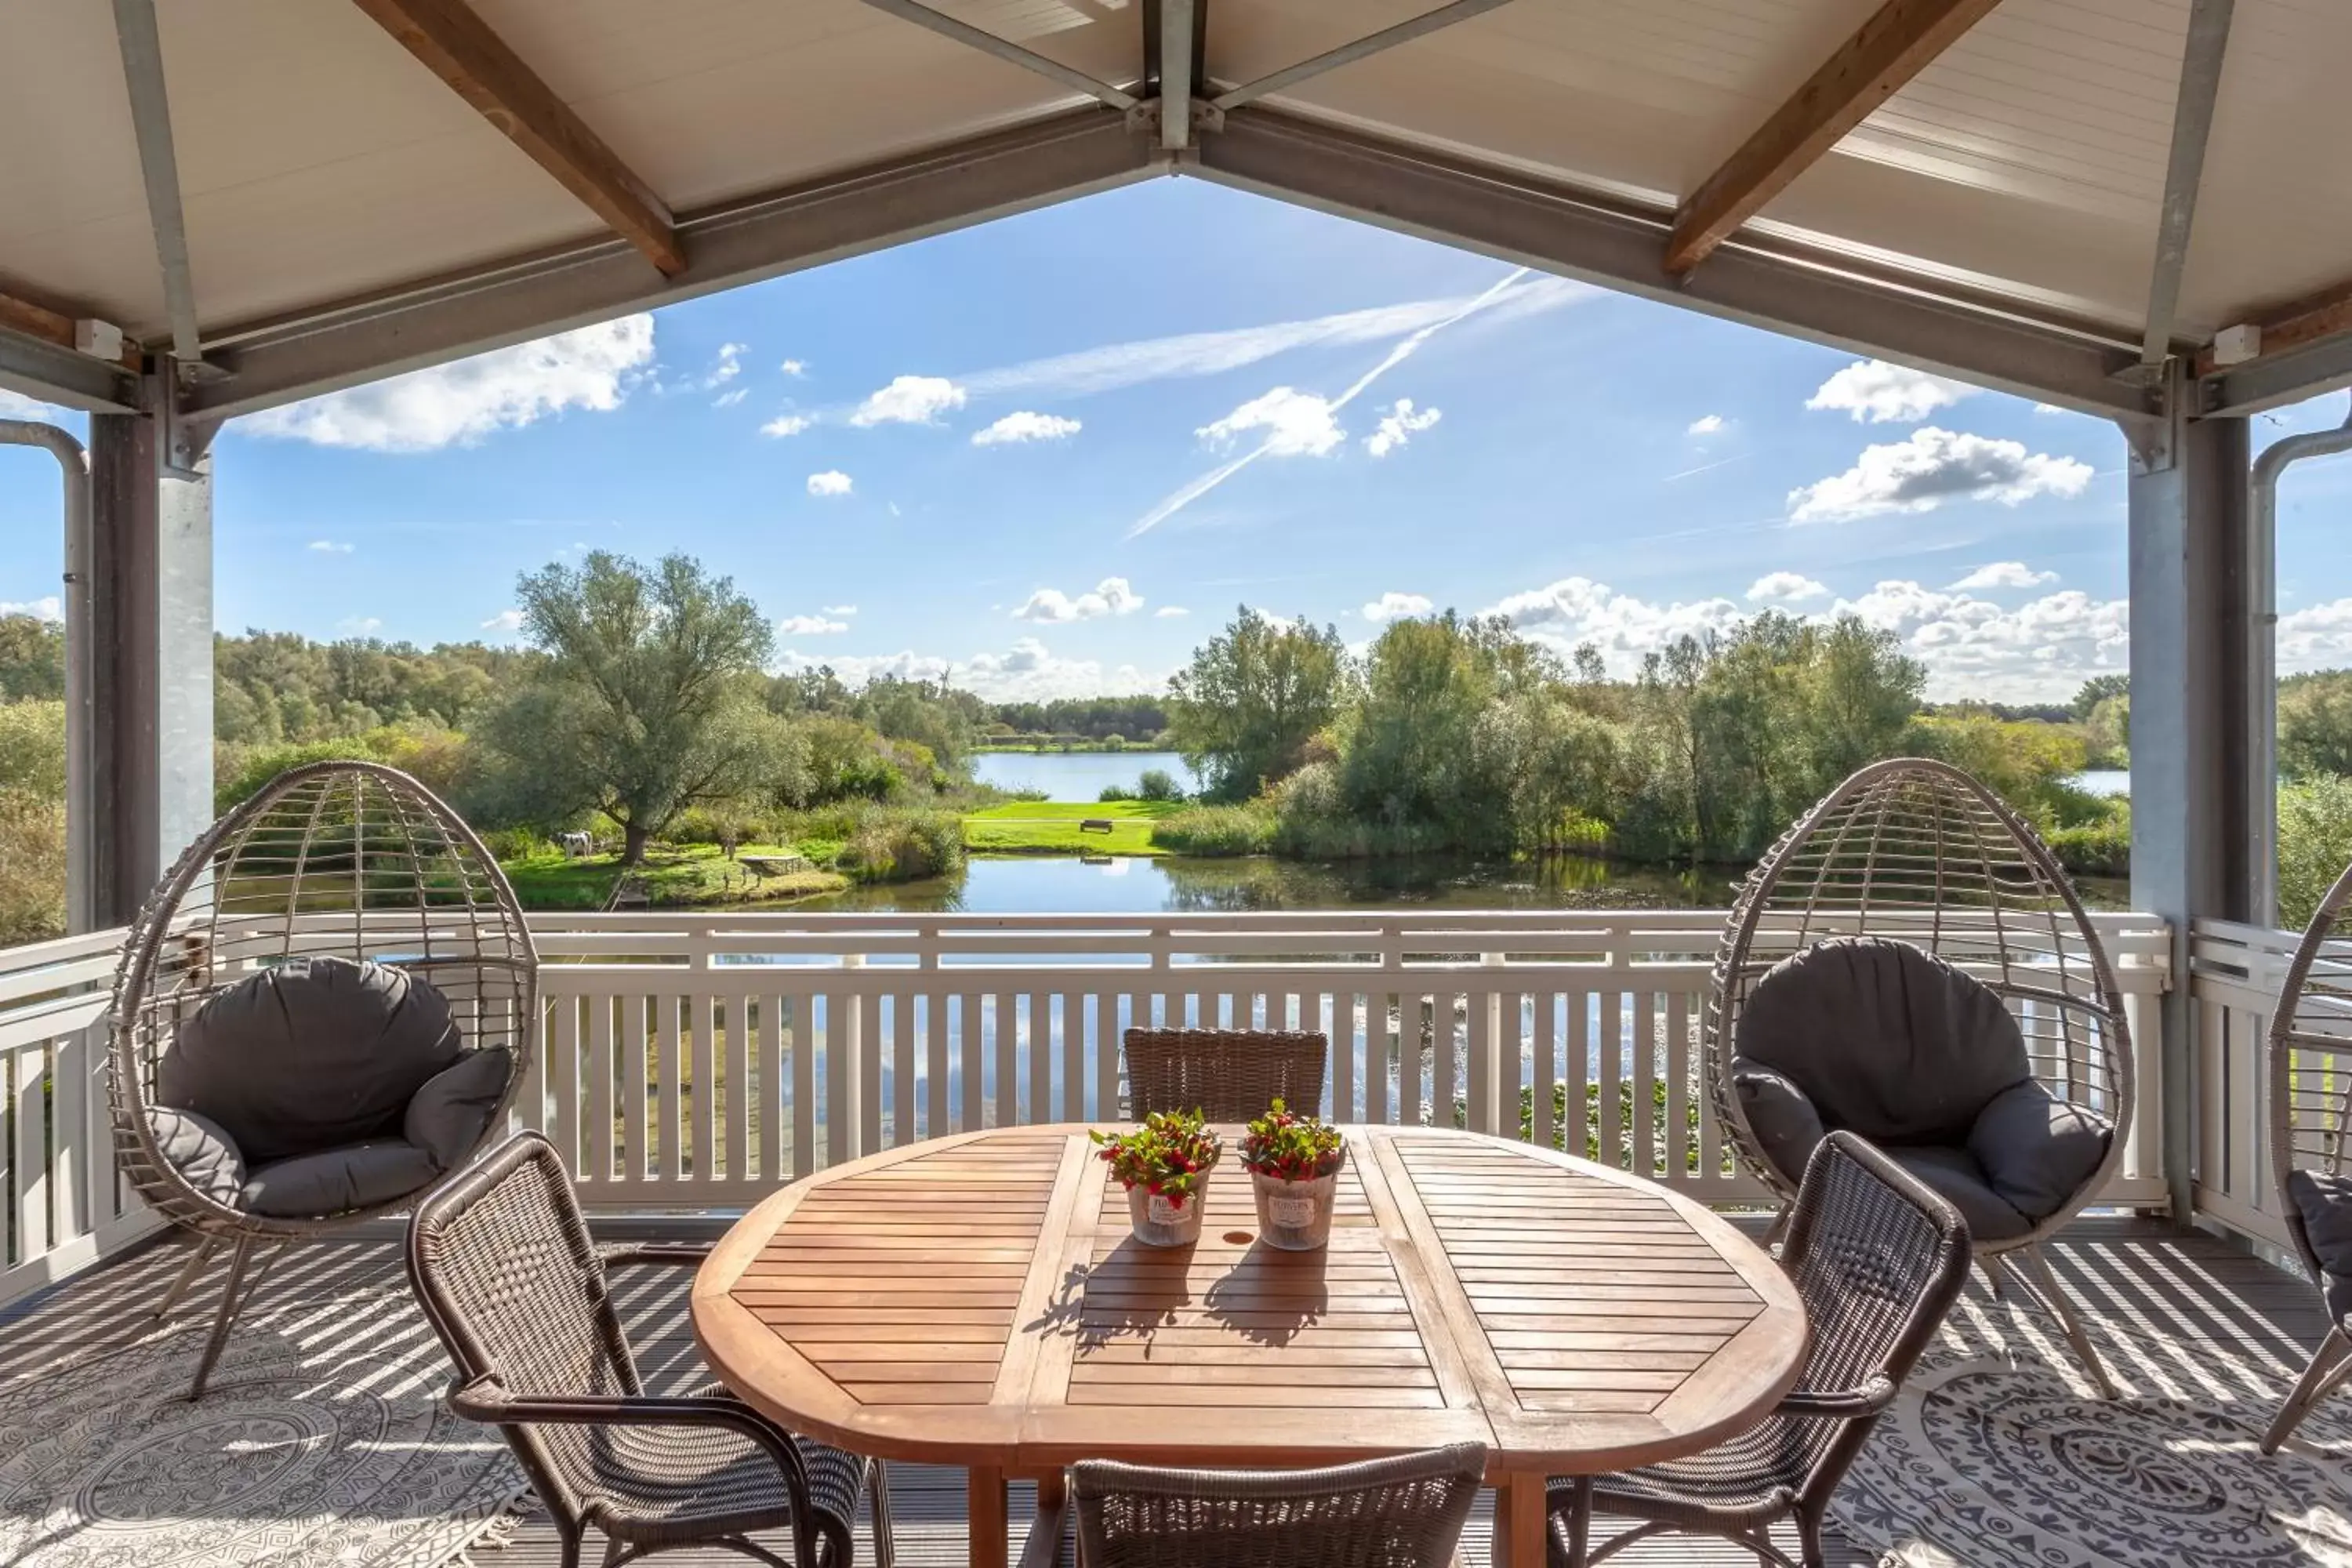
[2013,1243,2115,1398]
[185,1235,267,1400]
[151,1234,219,1320]
[1976,1253,2012,1302]
[2263,1323,2352,1454]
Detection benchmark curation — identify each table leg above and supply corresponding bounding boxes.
[1493,1471,1552,1568]
[968,1465,1008,1568]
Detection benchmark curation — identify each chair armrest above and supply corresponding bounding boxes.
[448,1372,816,1560]
[597,1241,713,1268]
[1773,1374,1896,1419]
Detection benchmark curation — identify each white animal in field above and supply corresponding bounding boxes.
[558,831,593,858]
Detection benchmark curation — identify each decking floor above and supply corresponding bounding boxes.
[0,1217,2325,1567]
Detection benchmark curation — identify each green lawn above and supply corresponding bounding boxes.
[500,843,848,910]
[961,799,1182,855]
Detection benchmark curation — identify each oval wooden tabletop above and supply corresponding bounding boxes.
[691,1123,1807,1475]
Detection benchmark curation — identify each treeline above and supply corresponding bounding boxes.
[985,696,1169,744]
[1152,606,2132,869]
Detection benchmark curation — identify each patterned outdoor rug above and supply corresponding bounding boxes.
[1831,1296,2352,1567]
[0,1288,523,1568]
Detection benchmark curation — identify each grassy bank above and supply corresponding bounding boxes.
[962,800,1182,855]
[501,844,848,910]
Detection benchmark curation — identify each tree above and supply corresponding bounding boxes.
[1167,608,1350,800]
[476,552,780,863]
[0,615,63,702]
[1342,613,1506,839]
[2070,673,2129,724]
[2280,672,2352,780]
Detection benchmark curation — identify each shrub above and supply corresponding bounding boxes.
[480,826,559,862]
[1136,768,1183,802]
[2045,812,2129,878]
[2281,775,2352,928]
[1099,785,1134,803]
[1152,804,1276,856]
[0,788,65,945]
[836,809,965,884]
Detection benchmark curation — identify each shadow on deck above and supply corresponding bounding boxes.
[0,1217,2325,1567]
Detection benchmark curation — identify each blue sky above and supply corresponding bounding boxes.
[5,176,2350,705]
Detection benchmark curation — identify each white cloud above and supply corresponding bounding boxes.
[1133,267,1540,536]
[712,388,748,408]
[1365,398,1442,458]
[781,358,809,378]
[1483,577,1744,676]
[1948,561,2058,590]
[1686,414,1726,436]
[1747,572,1827,604]
[1155,605,1190,619]
[481,608,524,633]
[1788,427,2094,523]
[761,413,812,438]
[962,274,1590,405]
[1363,590,1434,622]
[339,616,383,636]
[1199,387,1345,457]
[307,539,354,554]
[241,315,654,452]
[972,411,1081,446]
[1806,359,1980,424]
[779,614,849,636]
[778,638,1160,702]
[0,388,69,422]
[807,470,853,497]
[1834,579,2128,702]
[850,375,966,426]
[710,343,746,384]
[2279,599,2352,673]
[822,604,858,616]
[0,596,62,622]
[1013,576,1143,623]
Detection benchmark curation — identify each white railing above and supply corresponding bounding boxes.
[2187,918,2303,1249]
[0,927,158,1308]
[520,909,2176,1215]
[0,907,2177,1308]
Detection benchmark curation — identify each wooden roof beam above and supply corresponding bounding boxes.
[0,288,142,373]
[1666,0,2004,278]
[347,0,684,276]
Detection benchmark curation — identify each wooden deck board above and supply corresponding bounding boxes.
[0,1217,2319,1568]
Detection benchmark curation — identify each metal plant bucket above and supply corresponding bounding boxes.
[1127,1171,1211,1247]
[1251,1166,1339,1250]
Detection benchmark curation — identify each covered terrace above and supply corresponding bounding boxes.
[3,2,2351,1565]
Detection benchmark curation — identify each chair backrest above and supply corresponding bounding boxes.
[1707,758,2130,1206]
[1073,1443,1486,1568]
[1122,1028,1328,1120]
[406,1131,638,1524]
[1755,1131,1971,1505]
[2270,854,2352,1279]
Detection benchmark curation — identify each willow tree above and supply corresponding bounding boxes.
[478,551,787,863]
[1167,608,1350,801]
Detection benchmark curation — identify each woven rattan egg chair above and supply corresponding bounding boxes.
[1707,757,2132,1396]
[2260,855,2352,1452]
[110,760,536,1397]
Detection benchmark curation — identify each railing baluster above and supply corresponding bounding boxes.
[960,993,984,1133]
[995,990,1018,1128]
[588,994,615,1185]
[757,993,783,1182]
[551,994,581,1173]
[622,995,650,1183]
[688,993,713,1182]
[789,989,815,1180]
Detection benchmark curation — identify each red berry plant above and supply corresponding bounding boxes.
[1091,1109,1222,1211]
[1240,1098,1345,1183]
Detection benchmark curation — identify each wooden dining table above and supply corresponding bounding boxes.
[691,1124,1807,1568]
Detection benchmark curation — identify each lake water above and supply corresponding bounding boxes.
[970,749,1189,799]
[2070,769,2130,797]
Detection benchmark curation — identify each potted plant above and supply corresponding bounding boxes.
[1241,1098,1345,1250]
[1092,1109,1222,1247]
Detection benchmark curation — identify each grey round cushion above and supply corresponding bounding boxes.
[158,955,463,1164]
[1735,936,2029,1145]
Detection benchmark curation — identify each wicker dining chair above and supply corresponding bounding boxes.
[408,1132,894,1568]
[2261,852,2352,1453]
[1073,1443,1486,1568]
[1546,1133,1969,1568]
[1122,1027,1328,1120]
[1707,757,2132,1396]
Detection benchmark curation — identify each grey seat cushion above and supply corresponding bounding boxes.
[241,1139,441,1218]
[1969,1079,2111,1221]
[1730,1065,1825,1185]
[404,1047,513,1170]
[1736,937,2030,1145]
[2288,1168,2352,1282]
[1881,1144,2031,1242]
[147,1107,246,1207]
[159,955,463,1163]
